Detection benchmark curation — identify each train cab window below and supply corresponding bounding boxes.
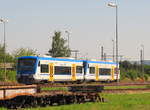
[41,64,49,73]
[55,66,71,75]
[89,67,95,74]
[99,68,111,75]
[17,58,36,72]
[76,66,83,73]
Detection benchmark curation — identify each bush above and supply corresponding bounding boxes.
[144,74,148,81]
[6,70,16,81]
[146,85,150,88]
[0,70,5,80]
[144,65,150,76]
[0,70,16,81]
[125,70,138,80]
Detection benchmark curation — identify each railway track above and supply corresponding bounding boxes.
[0,82,150,109]
[38,82,150,88]
[103,88,150,94]
[1,81,150,88]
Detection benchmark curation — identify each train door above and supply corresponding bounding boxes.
[111,66,115,81]
[72,64,76,81]
[96,65,99,81]
[114,67,120,81]
[88,64,96,81]
[49,63,54,81]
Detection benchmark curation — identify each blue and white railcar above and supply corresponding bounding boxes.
[17,56,84,84]
[84,60,119,82]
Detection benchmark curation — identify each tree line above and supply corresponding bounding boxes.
[120,61,150,81]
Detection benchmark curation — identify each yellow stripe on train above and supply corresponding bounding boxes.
[72,64,76,81]
[49,63,54,81]
[111,66,115,80]
[96,65,99,81]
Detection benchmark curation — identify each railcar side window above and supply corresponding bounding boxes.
[76,66,83,73]
[89,67,95,74]
[99,68,111,75]
[55,66,71,75]
[41,64,49,73]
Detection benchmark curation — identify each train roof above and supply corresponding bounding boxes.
[18,56,83,62]
[84,60,117,65]
[18,56,118,65]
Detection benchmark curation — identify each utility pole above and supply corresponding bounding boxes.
[101,46,104,60]
[140,48,144,81]
[141,45,144,73]
[108,1,119,84]
[104,53,107,61]
[65,31,70,49]
[0,18,8,81]
[112,39,115,62]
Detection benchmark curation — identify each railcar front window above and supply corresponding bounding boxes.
[18,58,36,72]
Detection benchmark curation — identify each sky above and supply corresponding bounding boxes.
[0,0,150,61]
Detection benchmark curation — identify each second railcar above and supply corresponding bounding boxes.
[84,60,119,82]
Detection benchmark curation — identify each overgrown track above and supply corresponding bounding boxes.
[1,81,150,87]
[38,82,150,88]
[103,88,150,94]
[1,81,150,109]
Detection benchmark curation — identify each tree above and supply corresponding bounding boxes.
[13,48,37,58]
[0,44,14,63]
[0,44,4,63]
[12,48,37,62]
[120,60,132,70]
[48,31,71,57]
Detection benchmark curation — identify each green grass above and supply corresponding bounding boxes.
[146,85,150,88]
[41,87,68,91]
[0,108,7,110]
[18,93,150,110]
[0,70,16,81]
[104,85,150,89]
[41,85,150,91]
